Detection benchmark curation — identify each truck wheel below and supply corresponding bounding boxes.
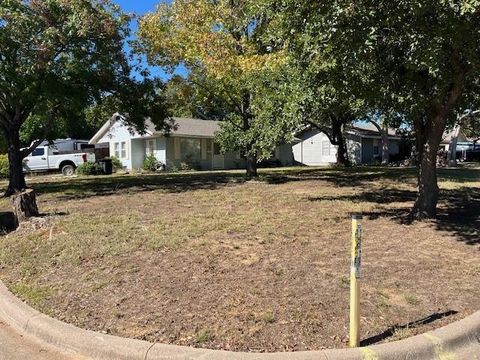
[61,164,75,176]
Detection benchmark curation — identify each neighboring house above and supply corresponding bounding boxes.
[440,128,472,152]
[89,115,294,170]
[293,123,403,166]
[440,128,479,161]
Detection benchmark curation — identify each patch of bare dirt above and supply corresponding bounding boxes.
[0,168,478,351]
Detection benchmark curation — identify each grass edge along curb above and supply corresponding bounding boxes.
[0,281,479,360]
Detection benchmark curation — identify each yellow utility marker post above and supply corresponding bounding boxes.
[349,214,362,348]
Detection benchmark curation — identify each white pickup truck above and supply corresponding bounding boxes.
[23,145,95,176]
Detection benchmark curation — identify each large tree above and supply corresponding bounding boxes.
[262,2,371,167]
[164,73,228,121]
[138,0,295,177]
[266,1,480,218]
[0,0,167,198]
[360,1,480,218]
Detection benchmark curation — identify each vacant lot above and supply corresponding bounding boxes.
[0,166,478,352]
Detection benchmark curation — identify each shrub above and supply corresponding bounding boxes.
[108,156,123,172]
[76,161,102,175]
[165,164,178,172]
[179,161,193,171]
[179,154,201,171]
[0,154,8,178]
[143,154,164,172]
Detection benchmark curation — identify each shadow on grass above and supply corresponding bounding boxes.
[20,166,480,245]
[267,165,479,187]
[26,166,479,198]
[436,187,480,246]
[28,167,412,199]
[308,186,480,246]
[360,310,458,346]
[264,166,418,187]
[31,172,247,200]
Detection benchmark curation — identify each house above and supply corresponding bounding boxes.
[293,123,404,166]
[89,115,295,170]
[440,128,473,152]
[440,128,479,161]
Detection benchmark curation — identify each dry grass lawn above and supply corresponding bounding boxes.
[0,166,478,352]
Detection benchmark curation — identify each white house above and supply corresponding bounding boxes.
[89,115,406,171]
[89,115,295,171]
[292,123,403,165]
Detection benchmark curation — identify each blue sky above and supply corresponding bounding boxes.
[113,0,186,80]
[114,0,160,15]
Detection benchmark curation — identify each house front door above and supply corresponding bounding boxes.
[212,143,224,169]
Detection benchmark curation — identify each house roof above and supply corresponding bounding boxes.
[350,123,399,137]
[89,114,221,144]
[296,122,402,140]
[441,128,469,143]
[145,117,221,138]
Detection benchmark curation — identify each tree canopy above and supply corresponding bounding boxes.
[138,0,297,176]
[0,0,167,195]
[164,73,228,121]
[262,0,480,217]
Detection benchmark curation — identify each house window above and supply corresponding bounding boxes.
[121,142,127,159]
[201,139,207,160]
[114,142,120,158]
[146,139,155,155]
[113,141,128,159]
[180,138,201,161]
[322,141,331,156]
[373,139,380,155]
[120,141,127,159]
[213,142,221,155]
[206,140,213,158]
[174,138,181,159]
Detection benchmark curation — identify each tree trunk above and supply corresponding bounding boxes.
[368,120,390,164]
[11,189,39,225]
[380,124,390,164]
[336,136,350,166]
[240,92,258,178]
[412,147,439,218]
[246,154,258,178]
[412,114,448,219]
[411,78,462,219]
[5,128,27,196]
[332,118,351,167]
[447,125,461,166]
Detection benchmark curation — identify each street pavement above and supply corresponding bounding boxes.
[0,320,82,360]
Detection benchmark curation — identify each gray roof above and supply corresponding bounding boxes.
[442,129,469,143]
[351,122,399,136]
[146,117,221,138]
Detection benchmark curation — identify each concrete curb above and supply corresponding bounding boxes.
[0,281,478,360]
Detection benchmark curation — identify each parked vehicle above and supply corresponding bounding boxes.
[465,145,480,162]
[36,138,91,152]
[451,142,480,162]
[23,145,95,176]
